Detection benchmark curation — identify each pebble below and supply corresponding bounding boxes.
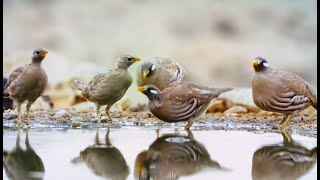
[224,106,248,115]
[3,110,18,120]
[55,109,71,118]
[70,117,85,122]
[72,121,81,128]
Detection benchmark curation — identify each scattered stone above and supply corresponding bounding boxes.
[224,106,248,115]
[207,98,233,113]
[72,121,81,128]
[3,110,18,120]
[70,117,85,122]
[55,109,70,118]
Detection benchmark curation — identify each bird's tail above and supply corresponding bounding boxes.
[71,80,87,91]
[209,87,233,97]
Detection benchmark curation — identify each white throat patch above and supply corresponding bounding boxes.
[263,62,269,67]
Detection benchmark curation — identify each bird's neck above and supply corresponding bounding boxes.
[31,60,42,67]
[149,94,161,102]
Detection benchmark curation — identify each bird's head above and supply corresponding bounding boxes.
[117,55,141,69]
[252,57,270,72]
[137,85,161,100]
[141,62,156,79]
[32,48,48,63]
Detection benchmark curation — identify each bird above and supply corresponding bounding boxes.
[137,81,233,130]
[252,131,317,180]
[3,128,45,180]
[71,55,140,124]
[71,128,130,179]
[3,77,13,112]
[251,57,317,128]
[3,48,49,126]
[134,130,223,180]
[136,57,186,91]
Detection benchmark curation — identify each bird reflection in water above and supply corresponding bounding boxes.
[3,128,45,180]
[71,128,130,180]
[252,131,317,180]
[134,129,225,180]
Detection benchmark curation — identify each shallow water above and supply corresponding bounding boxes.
[3,127,317,180]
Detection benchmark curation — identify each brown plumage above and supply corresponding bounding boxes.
[252,131,317,180]
[3,48,48,125]
[134,130,223,180]
[137,81,233,130]
[71,55,140,123]
[251,57,317,127]
[136,57,186,91]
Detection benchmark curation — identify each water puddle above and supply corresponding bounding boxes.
[3,127,317,180]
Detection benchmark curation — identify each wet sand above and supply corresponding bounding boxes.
[3,108,317,138]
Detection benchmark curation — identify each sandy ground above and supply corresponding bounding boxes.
[3,108,317,138]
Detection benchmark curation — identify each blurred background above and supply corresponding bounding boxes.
[3,0,317,109]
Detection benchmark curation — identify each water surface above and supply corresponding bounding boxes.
[3,127,317,180]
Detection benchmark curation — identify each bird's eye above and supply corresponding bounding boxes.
[150,64,156,71]
[127,57,133,61]
[35,51,40,55]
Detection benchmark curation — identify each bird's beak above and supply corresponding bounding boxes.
[143,71,149,79]
[42,50,49,55]
[137,86,145,92]
[252,60,259,67]
[133,57,141,62]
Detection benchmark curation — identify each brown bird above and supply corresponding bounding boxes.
[252,131,317,180]
[3,48,48,125]
[71,128,130,179]
[137,81,233,130]
[136,57,186,91]
[134,130,223,180]
[251,57,317,128]
[71,55,140,124]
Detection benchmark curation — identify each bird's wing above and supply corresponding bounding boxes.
[87,73,106,88]
[276,71,317,109]
[163,83,208,120]
[4,64,29,90]
[158,58,186,83]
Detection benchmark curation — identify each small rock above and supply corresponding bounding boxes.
[70,117,85,122]
[224,106,248,115]
[72,121,81,128]
[3,110,18,120]
[55,109,70,118]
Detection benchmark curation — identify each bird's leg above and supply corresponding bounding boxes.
[26,101,34,125]
[106,106,113,123]
[281,131,293,145]
[16,128,21,148]
[95,129,100,145]
[96,104,101,124]
[25,128,31,149]
[174,128,180,135]
[17,103,22,126]
[186,129,194,140]
[156,128,160,138]
[279,114,293,126]
[184,118,195,130]
[105,128,112,146]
